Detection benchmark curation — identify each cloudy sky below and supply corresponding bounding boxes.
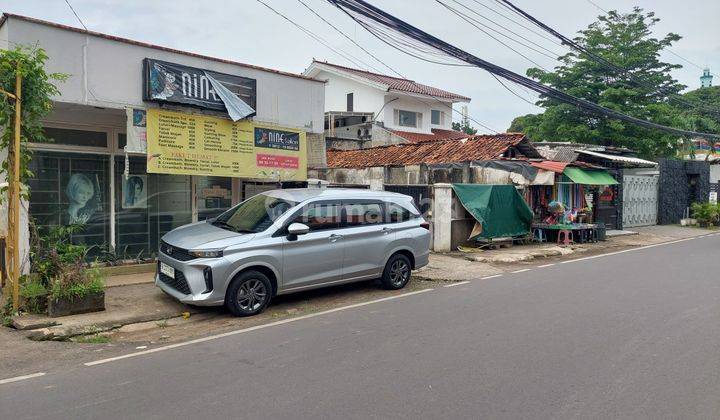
[2,0,719,132]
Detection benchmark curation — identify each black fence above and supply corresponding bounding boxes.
[384,184,432,215]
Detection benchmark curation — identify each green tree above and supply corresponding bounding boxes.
[0,46,66,197]
[508,8,689,158]
[452,120,478,135]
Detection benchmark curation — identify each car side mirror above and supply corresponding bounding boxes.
[287,222,310,236]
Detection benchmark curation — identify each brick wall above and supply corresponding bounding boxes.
[658,159,710,224]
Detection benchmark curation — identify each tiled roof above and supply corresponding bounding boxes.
[327,133,529,168]
[391,128,469,143]
[313,61,471,102]
[531,161,568,174]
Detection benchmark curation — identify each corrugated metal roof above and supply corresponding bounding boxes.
[327,133,532,168]
[313,61,471,102]
[531,161,568,173]
[575,150,657,167]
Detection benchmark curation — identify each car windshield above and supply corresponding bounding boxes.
[212,194,296,233]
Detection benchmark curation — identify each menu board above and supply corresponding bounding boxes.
[146,108,306,180]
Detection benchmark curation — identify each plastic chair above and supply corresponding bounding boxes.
[557,230,573,246]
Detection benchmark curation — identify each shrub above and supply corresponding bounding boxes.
[19,277,48,314]
[691,202,720,226]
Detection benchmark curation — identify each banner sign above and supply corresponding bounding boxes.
[146,108,306,180]
[142,58,257,114]
[125,107,147,153]
[254,127,300,151]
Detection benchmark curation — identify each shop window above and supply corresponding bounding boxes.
[43,127,108,148]
[27,152,110,258]
[197,176,233,221]
[115,156,192,259]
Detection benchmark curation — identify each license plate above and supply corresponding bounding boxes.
[160,262,175,278]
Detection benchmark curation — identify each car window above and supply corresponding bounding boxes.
[216,194,295,233]
[387,202,413,223]
[343,202,384,227]
[289,202,341,231]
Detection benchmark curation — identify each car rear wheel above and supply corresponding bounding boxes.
[225,271,272,317]
[380,253,412,290]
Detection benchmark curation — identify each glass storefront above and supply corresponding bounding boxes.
[27,151,110,258]
[26,127,261,261]
[114,156,192,259]
[196,176,232,221]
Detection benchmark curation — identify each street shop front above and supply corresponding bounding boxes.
[2,14,325,264]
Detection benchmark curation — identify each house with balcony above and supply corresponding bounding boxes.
[303,60,471,150]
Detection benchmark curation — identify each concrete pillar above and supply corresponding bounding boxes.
[432,183,453,252]
[369,167,384,191]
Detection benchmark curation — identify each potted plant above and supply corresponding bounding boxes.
[27,223,106,317]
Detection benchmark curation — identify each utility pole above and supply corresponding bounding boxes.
[2,65,22,311]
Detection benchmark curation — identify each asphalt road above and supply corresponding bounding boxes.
[2,234,720,419]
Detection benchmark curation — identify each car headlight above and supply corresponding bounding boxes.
[189,249,224,258]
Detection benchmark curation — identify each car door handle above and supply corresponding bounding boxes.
[329,234,343,242]
[381,227,392,235]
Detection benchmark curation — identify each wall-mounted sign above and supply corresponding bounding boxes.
[142,58,257,114]
[254,127,300,151]
[146,108,306,180]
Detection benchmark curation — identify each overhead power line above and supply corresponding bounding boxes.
[296,0,498,133]
[64,0,88,31]
[495,0,720,115]
[581,0,717,79]
[326,0,720,140]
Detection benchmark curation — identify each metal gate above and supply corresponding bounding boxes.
[622,175,659,227]
[383,185,432,214]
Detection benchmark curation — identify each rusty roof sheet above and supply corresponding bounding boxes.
[327,133,530,168]
[391,128,469,143]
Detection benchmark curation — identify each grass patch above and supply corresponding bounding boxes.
[73,334,111,344]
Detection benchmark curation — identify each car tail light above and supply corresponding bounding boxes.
[203,267,214,293]
[420,222,430,230]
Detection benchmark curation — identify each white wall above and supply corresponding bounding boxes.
[317,69,385,116]
[382,94,454,133]
[6,18,325,133]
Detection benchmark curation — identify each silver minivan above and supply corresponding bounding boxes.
[155,188,431,316]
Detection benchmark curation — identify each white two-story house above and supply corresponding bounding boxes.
[303,60,471,149]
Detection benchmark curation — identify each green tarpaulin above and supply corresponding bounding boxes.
[452,184,534,240]
[563,167,618,185]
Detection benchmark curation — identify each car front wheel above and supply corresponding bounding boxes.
[380,253,412,290]
[225,271,272,317]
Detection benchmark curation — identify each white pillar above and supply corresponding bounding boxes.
[369,167,384,191]
[432,183,453,252]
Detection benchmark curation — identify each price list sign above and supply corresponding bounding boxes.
[146,108,306,180]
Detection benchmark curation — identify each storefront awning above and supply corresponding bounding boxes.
[563,167,618,185]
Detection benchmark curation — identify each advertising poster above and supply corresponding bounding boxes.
[122,175,148,209]
[145,108,306,180]
[125,107,147,153]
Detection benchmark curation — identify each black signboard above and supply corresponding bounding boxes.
[142,58,256,113]
[254,127,300,151]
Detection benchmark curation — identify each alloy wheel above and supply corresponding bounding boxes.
[389,259,410,286]
[237,279,268,312]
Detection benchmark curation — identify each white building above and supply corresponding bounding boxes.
[0,13,326,267]
[303,61,470,148]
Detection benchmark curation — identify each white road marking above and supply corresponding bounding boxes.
[85,288,434,367]
[537,263,555,268]
[511,269,532,274]
[0,372,46,385]
[481,274,502,280]
[560,237,696,264]
[443,281,470,288]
